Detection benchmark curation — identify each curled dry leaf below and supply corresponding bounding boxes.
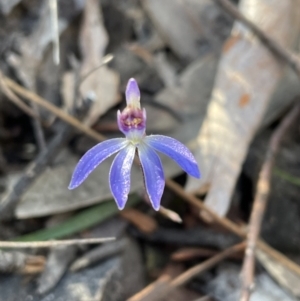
[186,0,300,217]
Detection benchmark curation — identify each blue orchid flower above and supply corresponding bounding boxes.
[69,78,200,210]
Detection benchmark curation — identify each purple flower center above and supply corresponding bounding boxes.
[121,108,144,128]
[117,107,146,139]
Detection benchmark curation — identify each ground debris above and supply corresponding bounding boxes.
[1,0,300,300]
[186,0,300,217]
[37,245,77,294]
[0,249,45,274]
[79,0,120,126]
[200,263,298,301]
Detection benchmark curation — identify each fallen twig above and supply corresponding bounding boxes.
[128,274,171,301]
[0,237,115,248]
[165,179,300,278]
[30,101,47,152]
[49,0,60,65]
[3,76,106,142]
[171,247,243,262]
[133,226,239,249]
[240,102,300,301]
[213,0,300,77]
[171,242,245,287]
[191,297,212,301]
[78,54,113,88]
[165,179,243,236]
[70,238,126,272]
[158,206,182,223]
[128,242,245,301]
[0,71,39,120]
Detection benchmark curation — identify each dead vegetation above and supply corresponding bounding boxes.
[0,0,300,300]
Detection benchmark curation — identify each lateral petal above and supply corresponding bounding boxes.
[138,143,165,211]
[109,144,136,210]
[69,138,127,189]
[145,135,200,178]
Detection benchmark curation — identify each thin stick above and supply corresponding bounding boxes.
[0,72,39,119]
[78,54,114,87]
[213,0,300,77]
[3,76,300,279]
[128,242,245,301]
[165,179,300,277]
[0,237,115,248]
[192,297,212,301]
[171,242,246,287]
[159,206,182,223]
[70,238,125,271]
[49,0,60,65]
[30,102,47,152]
[3,76,106,142]
[77,54,114,102]
[165,179,244,237]
[240,102,300,301]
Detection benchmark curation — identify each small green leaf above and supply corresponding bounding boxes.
[16,195,140,242]
[274,167,300,187]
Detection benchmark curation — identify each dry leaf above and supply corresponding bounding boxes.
[256,249,300,297]
[186,0,300,217]
[203,263,297,301]
[6,0,84,90]
[120,208,158,233]
[79,0,120,126]
[141,0,202,61]
[61,71,76,112]
[263,67,300,127]
[155,54,218,118]
[142,0,231,61]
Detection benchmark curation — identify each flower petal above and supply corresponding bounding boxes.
[109,144,136,210]
[69,138,128,189]
[126,78,140,108]
[138,143,165,210]
[145,135,200,178]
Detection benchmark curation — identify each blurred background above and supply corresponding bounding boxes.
[0,0,300,300]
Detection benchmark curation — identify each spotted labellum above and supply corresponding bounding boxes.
[69,78,200,210]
